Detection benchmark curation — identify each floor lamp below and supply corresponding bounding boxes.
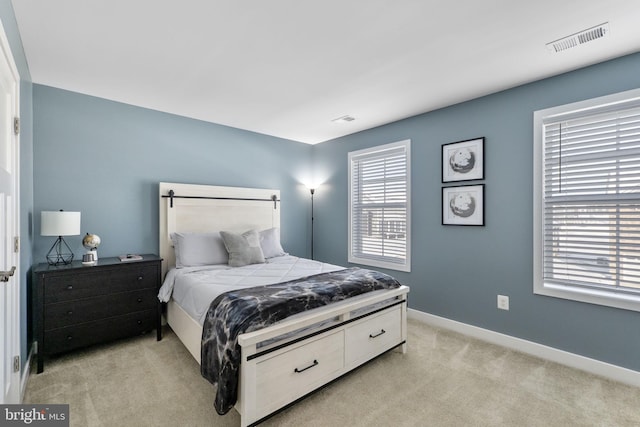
[310,188,315,260]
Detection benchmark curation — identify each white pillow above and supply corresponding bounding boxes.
[171,232,228,268]
[259,228,287,258]
[220,229,266,267]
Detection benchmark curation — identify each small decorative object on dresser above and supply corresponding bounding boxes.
[119,254,143,262]
[32,254,162,373]
[82,232,101,262]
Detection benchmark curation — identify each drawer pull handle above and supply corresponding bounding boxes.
[67,311,73,315]
[294,359,318,373]
[66,335,73,341]
[66,285,73,290]
[137,320,142,325]
[369,329,386,339]
[137,298,143,303]
[137,276,143,281]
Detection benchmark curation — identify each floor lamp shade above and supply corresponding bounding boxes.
[41,211,81,265]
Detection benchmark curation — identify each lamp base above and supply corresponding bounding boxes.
[46,236,75,265]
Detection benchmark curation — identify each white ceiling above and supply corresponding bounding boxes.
[11,1,640,144]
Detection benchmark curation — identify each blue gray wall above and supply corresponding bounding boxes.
[312,52,640,372]
[33,85,314,263]
[0,0,34,374]
[18,14,640,376]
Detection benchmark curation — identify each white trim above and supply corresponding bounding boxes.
[408,308,640,388]
[535,88,640,123]
[348,139,411,273]
[533,88,640,312]
[19,348,34,403]
[0,15,21,404]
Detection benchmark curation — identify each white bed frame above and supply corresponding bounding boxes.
[159,182,409,427]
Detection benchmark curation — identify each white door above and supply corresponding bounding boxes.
[0,18,20,404]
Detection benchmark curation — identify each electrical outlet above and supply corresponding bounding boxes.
[497,295,510,311]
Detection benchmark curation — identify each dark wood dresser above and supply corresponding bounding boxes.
[32,254,162,373]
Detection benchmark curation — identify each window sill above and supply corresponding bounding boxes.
[535,281,640,313]
[348,255,410,273]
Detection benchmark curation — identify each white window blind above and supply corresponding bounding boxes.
[535,89,640,310]
[348,140,411,272]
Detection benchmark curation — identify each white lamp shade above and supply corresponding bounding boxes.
[41,211,81,236]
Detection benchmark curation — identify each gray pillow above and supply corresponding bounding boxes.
[220,229,266,267]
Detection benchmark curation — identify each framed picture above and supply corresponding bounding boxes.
[442,137,484,182]
[442,184,484,226]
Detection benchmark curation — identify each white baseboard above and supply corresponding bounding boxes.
[408,308,640,388]
[19,347,34,403]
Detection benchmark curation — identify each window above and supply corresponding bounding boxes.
[349,140,411,272]
[534,88,640,311]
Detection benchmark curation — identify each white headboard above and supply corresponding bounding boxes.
[159,182,281,277]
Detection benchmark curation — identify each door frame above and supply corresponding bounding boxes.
[0,15,21,404]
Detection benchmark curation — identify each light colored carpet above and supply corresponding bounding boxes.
[24,318,640,426]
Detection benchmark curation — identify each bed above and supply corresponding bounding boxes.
[158,182,410,427]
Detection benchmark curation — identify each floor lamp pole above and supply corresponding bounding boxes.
[310,188,315,260]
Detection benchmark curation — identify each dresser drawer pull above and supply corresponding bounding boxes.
[137,320,142,325]
[137,276,143,281]
[369,329,386,339]
[137,298,143,303]
[67,311,73,316]
[66,335,73,341]
[294,359,318,373]
[66,285,73,290]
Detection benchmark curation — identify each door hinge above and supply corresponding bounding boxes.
[14,236,19,253]
[13,356,20,373]
[13,117,19,135]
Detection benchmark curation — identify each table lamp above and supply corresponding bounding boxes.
[41,210,81,265]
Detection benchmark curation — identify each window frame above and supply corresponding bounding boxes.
[348,139,411,272]
[533,88,640,312]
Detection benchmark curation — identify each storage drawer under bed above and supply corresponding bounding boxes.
[254,330,345,415]
[345,305,402,368]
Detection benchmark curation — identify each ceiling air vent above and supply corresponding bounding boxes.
[546,22,609,53]
[332,115,356,123]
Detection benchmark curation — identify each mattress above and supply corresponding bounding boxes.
[158,255,344,325]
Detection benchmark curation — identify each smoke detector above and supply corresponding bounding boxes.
[546,23,609,53]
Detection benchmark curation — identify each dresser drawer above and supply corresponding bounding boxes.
[345,306,402,368]
[44,288,157,330]
[255,330,344,415]
[43,309,156,354]
[44,265,158,303]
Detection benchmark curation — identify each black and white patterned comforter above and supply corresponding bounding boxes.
[200,267,402,415]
